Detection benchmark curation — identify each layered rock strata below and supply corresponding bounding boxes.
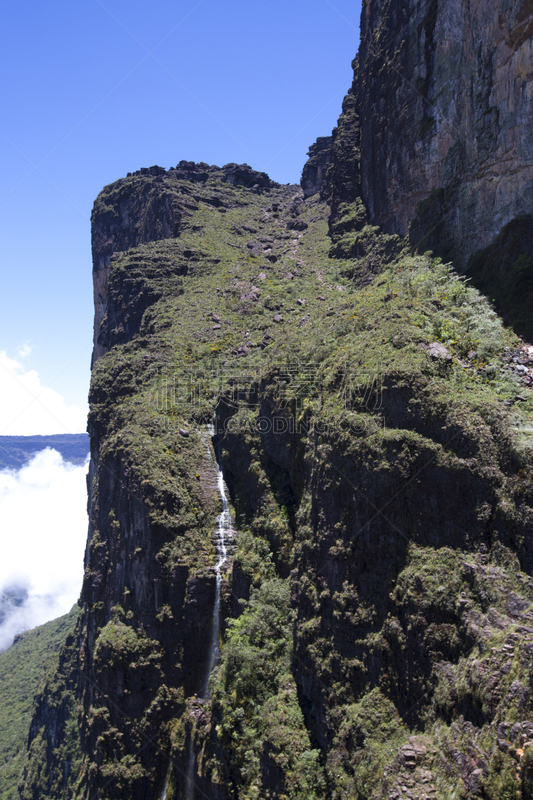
[19,157,533,800]
[329,0,533,266]
[17,1,533,798]
[91,162,276,363]
[301,136,332,198]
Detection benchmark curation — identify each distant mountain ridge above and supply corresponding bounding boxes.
[0,434,89,471]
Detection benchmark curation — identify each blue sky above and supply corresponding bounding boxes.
[0,0,361,434]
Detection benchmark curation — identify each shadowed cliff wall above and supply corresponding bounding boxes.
[17,3,533,799]
[330,0,533,267]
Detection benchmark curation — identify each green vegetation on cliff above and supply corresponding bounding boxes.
[0,607,78,800]
[17,163,533,800]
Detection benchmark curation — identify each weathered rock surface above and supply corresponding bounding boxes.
[18,152,533,800]
[329,0,533,267]
[301,136,332,198]
[15,2,533,799]
[91,162,277,364]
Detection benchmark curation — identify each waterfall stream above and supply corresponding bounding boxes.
[159,765,171,800]
[184,425,235,800]
[202,443,234,696]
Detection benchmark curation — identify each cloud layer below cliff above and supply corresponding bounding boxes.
[0,448,88,651]
[0,350,87,435]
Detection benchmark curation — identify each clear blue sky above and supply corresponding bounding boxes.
[0,0,361,428]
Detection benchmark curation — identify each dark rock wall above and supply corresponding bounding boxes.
[92,162,276,364]
[20,154,533,800]
[301,136,332,198]
[91,169,194,364]
[330,0,533,266]
[17,2,533,797]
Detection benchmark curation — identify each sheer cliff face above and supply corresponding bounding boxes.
[19,3,533,800]
[22,157,533,800]
[91,162,276,364]
[339,0,533,265]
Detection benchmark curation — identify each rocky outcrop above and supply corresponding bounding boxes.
[91,168,194,364]
[22,154,533,799]
[301,136,332,198]
[91,162,277,364]
[329,0,533,267]
[17,3,533,799]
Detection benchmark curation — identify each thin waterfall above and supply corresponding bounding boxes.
[185,424,235,800]
[202,435,234,697]
[160,764,171,800]
[185,737,195,800]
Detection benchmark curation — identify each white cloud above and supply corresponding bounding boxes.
[0,350,87,435]
[17,343,32,359]
[0,448,88,651]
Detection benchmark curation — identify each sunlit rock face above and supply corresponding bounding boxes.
[334,0,533,266]
[17,3,533,800]
[90,162,276,364]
